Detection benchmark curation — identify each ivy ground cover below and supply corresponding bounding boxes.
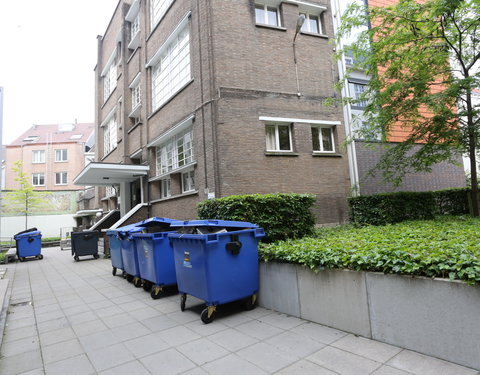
[259,216,480,284]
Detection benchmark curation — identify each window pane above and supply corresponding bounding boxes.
[255,5,264,23]
[278,125,291,151]
[266,125,276,150]
[267,7,278,26]
[311,127,320,151]
[308,16,319,33]
[321,128,333,151]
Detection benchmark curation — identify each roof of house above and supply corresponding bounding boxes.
[8,123,95,147]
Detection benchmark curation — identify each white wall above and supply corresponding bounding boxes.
[0,214,76,238]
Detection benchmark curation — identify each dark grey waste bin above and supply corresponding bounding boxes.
[71,231,99,261]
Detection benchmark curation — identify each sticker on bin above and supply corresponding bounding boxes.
[183,251,192,268]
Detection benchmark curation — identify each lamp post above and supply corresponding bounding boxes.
[293,15,306,97]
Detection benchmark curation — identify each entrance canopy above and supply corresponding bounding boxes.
[73,162,149,186]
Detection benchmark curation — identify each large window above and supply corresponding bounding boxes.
[32,173,45,186]
[311,127,335,153]
[182,170,195,193]
[55,172,67,185]
[300,13,321,34]
[266,123,292,152]
[102,51,117,102]
[32,150,45,163]
[103,115,117,156]
[156,128,194,175]
[151,26,190,111]
[151,0,174,29]
[255,4,280,27]
[55,149,68,162]
[352,83,368,108]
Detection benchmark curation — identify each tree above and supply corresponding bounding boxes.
[337,0,480,215]
[2,161,50,230]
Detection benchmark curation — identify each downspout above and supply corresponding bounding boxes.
[331,0,360,196]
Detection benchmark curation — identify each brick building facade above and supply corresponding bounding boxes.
[76,0,351,224]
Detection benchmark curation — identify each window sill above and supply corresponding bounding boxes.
[312,152,342,157]
[101,196,117,201]
[265,151,299,156]
[101,147,118,161]
[300,31,329,39]
[127,47,140,64]
[128,121,143,134]
[101,87,117,109]
[151,190,199,204]
[255,24,287,32]
[55,161,68,163]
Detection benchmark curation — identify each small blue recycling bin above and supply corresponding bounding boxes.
[133,217,177,299]
[14,229,43,262]
[107,222,146,278]
[168,220,265,323]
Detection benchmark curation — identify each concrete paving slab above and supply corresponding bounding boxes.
[0,246,478,375]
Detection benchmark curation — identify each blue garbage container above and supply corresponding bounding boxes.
[107,222,146,277]
[168,220,265,323]
[14,230,43,262]
[133,217,177,299]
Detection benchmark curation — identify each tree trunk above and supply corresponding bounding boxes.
[466,86,479,216]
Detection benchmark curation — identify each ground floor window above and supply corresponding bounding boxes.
[161,178,171,198]
[32,173,45,186]
[55,172,67,185]
[311,126,335,153]
[266,123,292,152]
[182,170,195,193]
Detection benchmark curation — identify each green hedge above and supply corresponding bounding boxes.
[259,216,480,284]
[349,188,469,225]
[197,193,316,242]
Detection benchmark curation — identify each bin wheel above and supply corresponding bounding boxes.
[245,294,257,311]
[180,294,187,312]
[201,306,217,324]
[126,274,134,282]
[143,281,153,292]
[37,254,44,260]
[133,277,142,288]
[112,267,117,276]
[150,286,164,300]
[74,255,80,262]
[122,271,127,279]
[19,257,25,262]
[93,254,99,259]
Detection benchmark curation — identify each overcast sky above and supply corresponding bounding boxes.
[0,0,119,144]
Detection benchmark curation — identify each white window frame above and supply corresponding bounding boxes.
[106,186,116,198]
[352,83,368,108]
[55,172,68,185]
[265,123,293,152]
[131,13,140,40]
[32,173,45,186]
[102,112,118,156]
[300,13,321,34]
[160,178,171,198]
[311,126,335,153]
[151,0,174,29]
[101,50,117,102]
[132,81,141,110]
[150,23,190,112]
[155,127,194,176]
[55,149,68,162]
[181,170,195,193]
[32,150,45,164]
[255,3,280,27]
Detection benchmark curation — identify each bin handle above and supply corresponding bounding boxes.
[226,234,242,255]
[84,234,92,240]
[28,237,34,243]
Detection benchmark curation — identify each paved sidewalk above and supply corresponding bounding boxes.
[0,247,478,375]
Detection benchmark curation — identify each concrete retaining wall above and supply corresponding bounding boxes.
[258,262,480,370]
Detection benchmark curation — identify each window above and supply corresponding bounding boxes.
[103,115,118,156]
[300,13,321,34]
[55,149,68,162]
[182,170,195,193]
[106,186,116,197]
[352,83,368,108]
[55,172,67,185]
[311,127,335,153]
[132,81,141,110]
[161,178,171,198]
[32,150,45,163]
[131,13,140,40]
[151,0,174,29]
[255,4,280,27]
[32,173,45,186]
[156,128,194,175]
[151,26,190,111]
[102,51,117,102]
[266,123,292,152]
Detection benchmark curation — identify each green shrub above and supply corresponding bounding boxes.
[197,193,316,242]
[259,216,480,284]
[349,188,469,225]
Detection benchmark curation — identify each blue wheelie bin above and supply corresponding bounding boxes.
[133,217,177,299]
[107,222,146,278]
[168,220,265,323]
[14,229,43,262]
